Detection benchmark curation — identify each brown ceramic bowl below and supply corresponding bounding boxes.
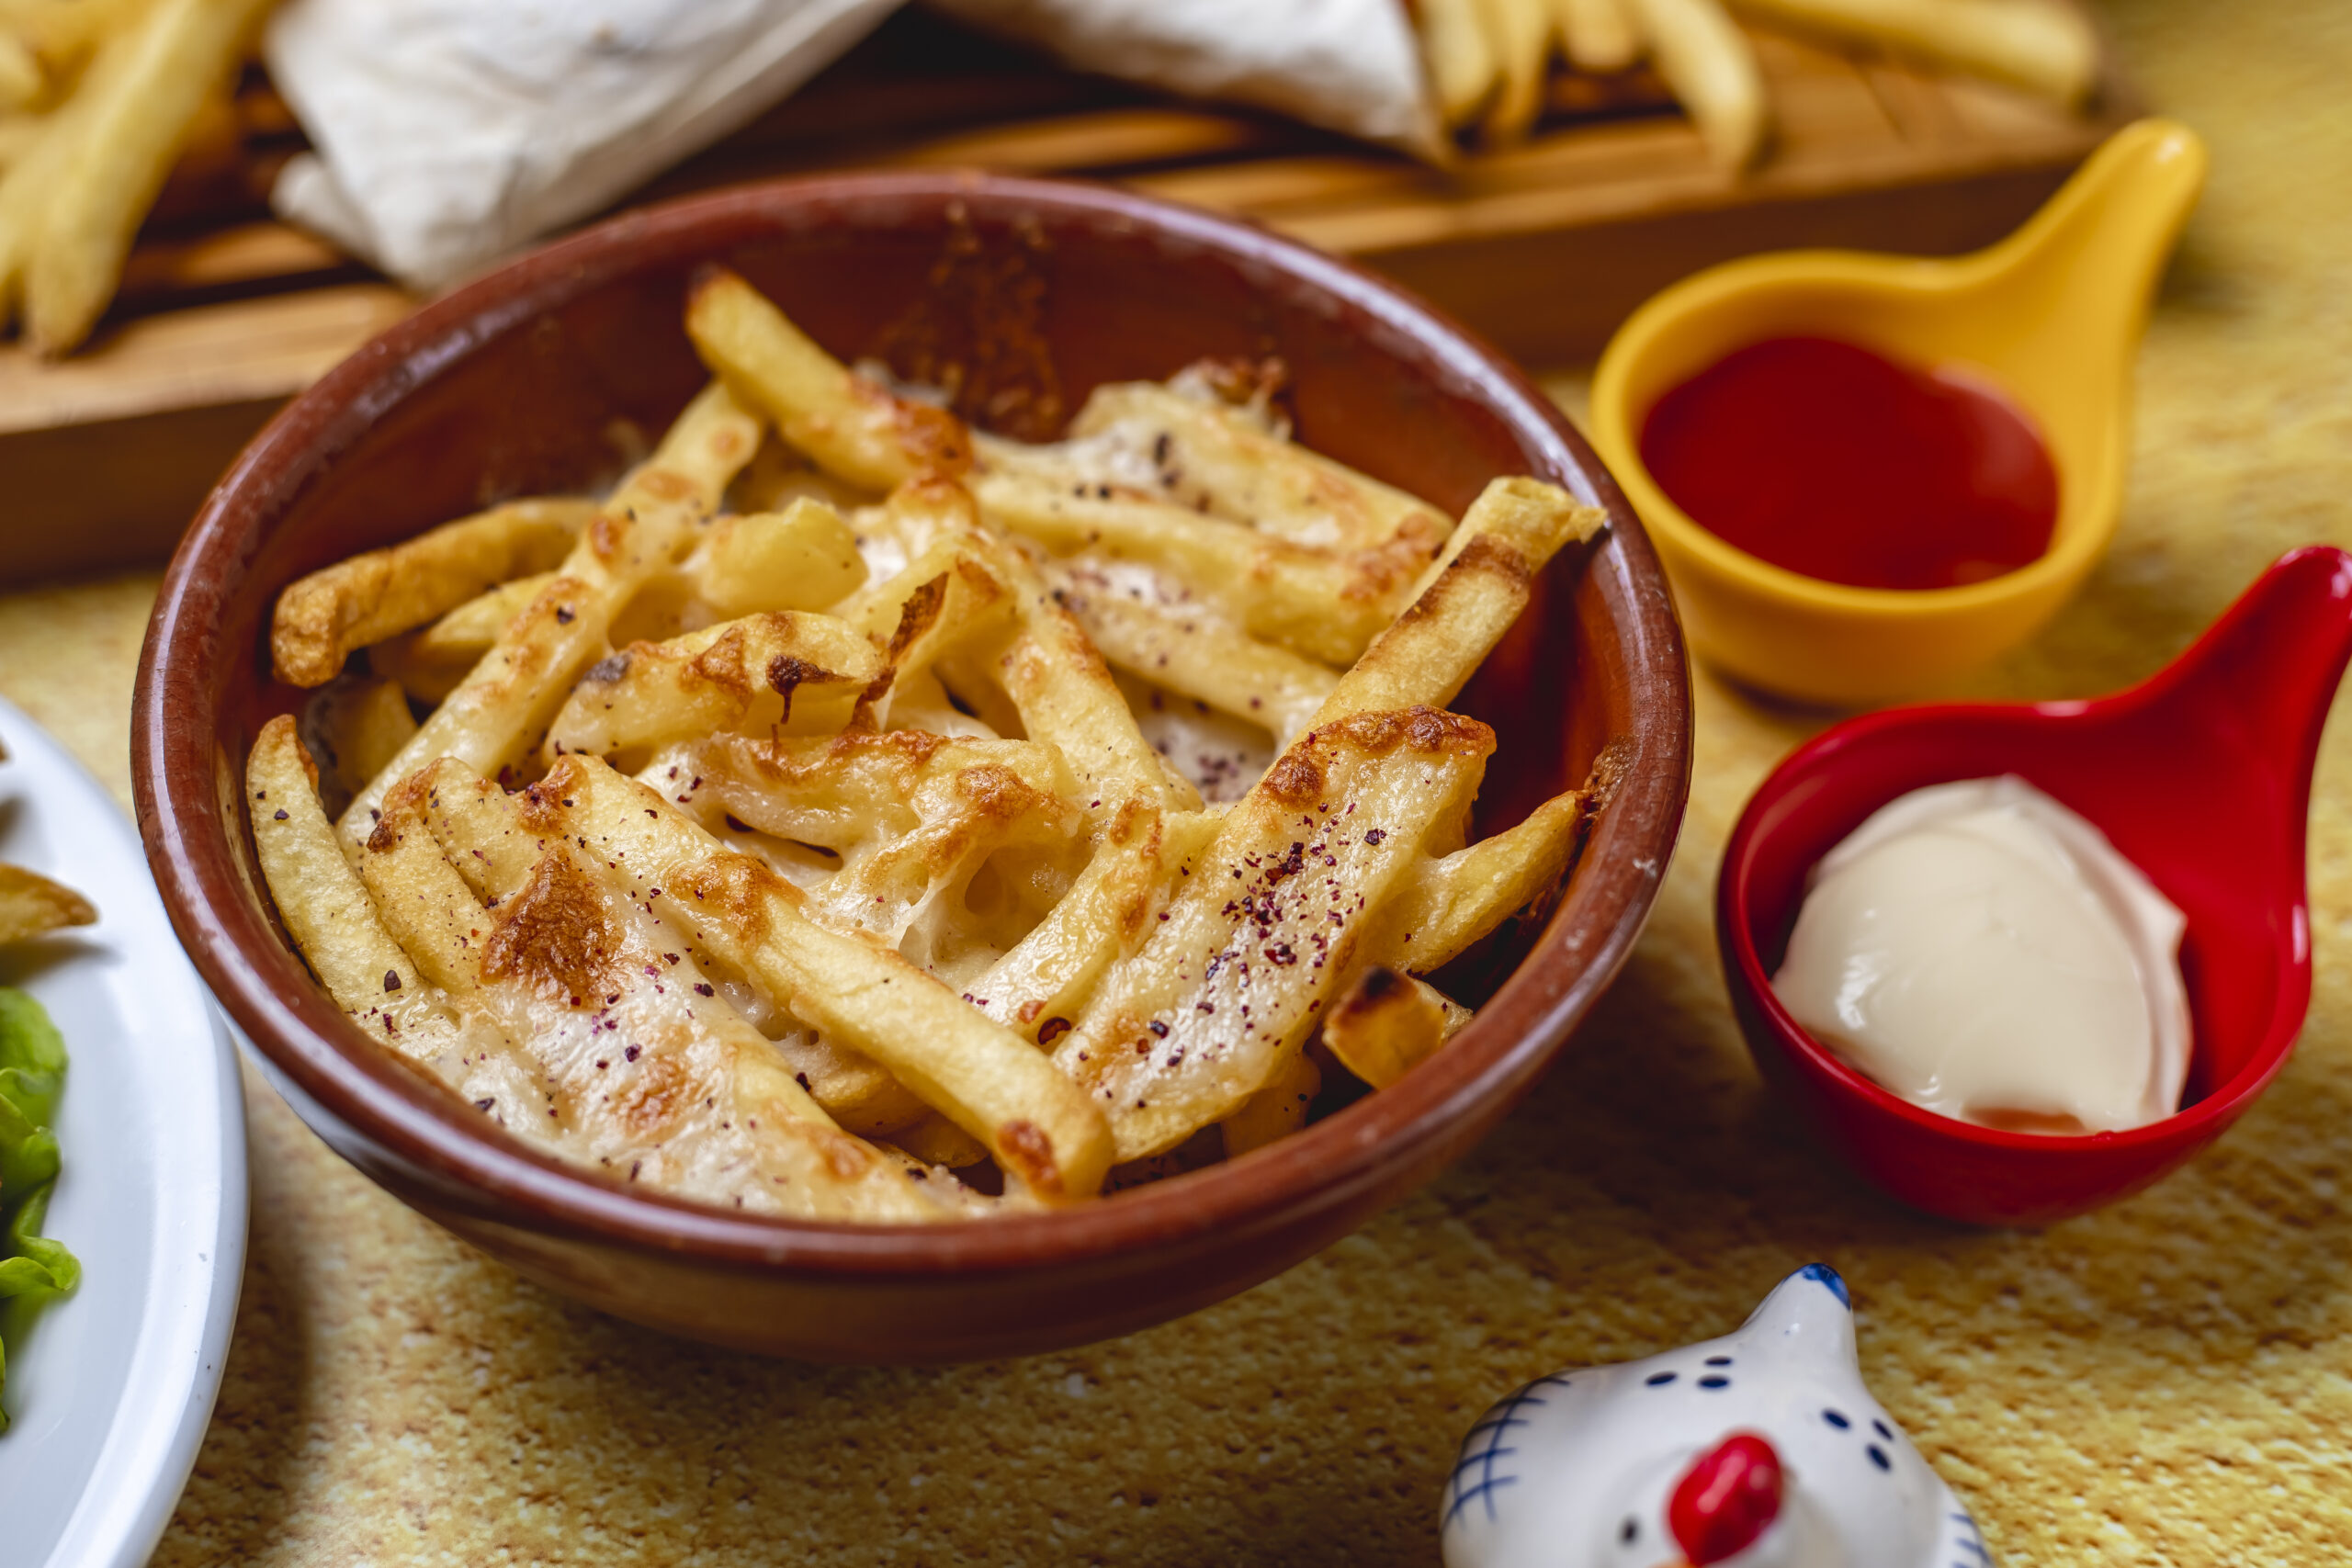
[132,173,1690,1362]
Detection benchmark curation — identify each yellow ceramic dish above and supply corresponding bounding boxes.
[1591,118,2206,705]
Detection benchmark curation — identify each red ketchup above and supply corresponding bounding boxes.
[1640,335,2059,591]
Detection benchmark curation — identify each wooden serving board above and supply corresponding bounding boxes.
[0,6,2130,586]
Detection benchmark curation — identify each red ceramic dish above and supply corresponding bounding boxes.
[1719,547,2352,1226]
[131,173,1690,1360]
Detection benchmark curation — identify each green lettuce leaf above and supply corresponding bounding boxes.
[0,987,75,1432]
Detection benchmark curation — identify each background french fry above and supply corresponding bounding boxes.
[1732,0,2098,105]
[0,33,40,110]
[1419,0,1502,127]
[1477,0,1558,146]
[1555,0,1645,71]
[1628,0,1770,168]
[21,0,277,355]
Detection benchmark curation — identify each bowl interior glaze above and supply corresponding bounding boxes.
[134,173,1690,1359]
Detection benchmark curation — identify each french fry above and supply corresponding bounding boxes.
[1555,0,1645,71]
[1628,0,1769,169]
[556,754,1114,1201]
[0,57,96,308]
[656,732,1078,852]
[695,498,869,616]
[1047,564,1338,747]
[0,863,93,946]
[1374,789,1589,972]
[686,266,971,491]
[1057,379,1452,555]
[542,610,883,762]
[727,430,880,515]
[391,756,971,1220]
[1313,477,1603,728]
[678,307,1200,800]
[1419,0,1503,127]
[811,755,1082,948]
[1320,965,1452,1089]
[20,0,278,354]
[845,483,1202,808]
[271,500,594,688]
[1220,1046,1320,1157]
[979,558,1204,811]
[354,773,497,1001]
[1478,0,1558,145]
[337,381,760,852]
[1730,0,2098,105]
[0,35,40,111]
[883,1111,990,1171]
[844,559,1018,731]
[0,0,148,70]
[369,572,560,705]
[406,757,842,1139]
[969,794,1220,1042]
[0,115,45,170]
[1053,705,1496,1161]
[972,467,1426,667]
[245,716,446,1050]
[658,728,1091,958]
[298,674,420,820]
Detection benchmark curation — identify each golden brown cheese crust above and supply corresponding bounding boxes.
[480,852,626,1006]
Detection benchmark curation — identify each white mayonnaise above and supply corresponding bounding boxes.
[1771,775,2190,1134]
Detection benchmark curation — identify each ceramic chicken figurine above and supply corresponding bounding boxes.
[1440,1265,1993,1568]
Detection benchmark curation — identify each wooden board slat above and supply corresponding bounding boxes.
[0,6,2131,584]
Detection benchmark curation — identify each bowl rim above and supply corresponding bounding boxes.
[1587,248,2124,619]
[1713,689,2308,1163]
[133,169,1692,1278]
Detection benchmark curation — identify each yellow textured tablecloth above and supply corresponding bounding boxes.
[1,2,2346,1561]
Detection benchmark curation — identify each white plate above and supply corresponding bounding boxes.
[0,698,246,1568]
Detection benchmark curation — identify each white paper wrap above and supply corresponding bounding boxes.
[265,0,901,289]
[265,0,1440,293]
[926,0,1441,158]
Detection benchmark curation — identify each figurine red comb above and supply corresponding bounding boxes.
[1668,1432,1783,1564]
